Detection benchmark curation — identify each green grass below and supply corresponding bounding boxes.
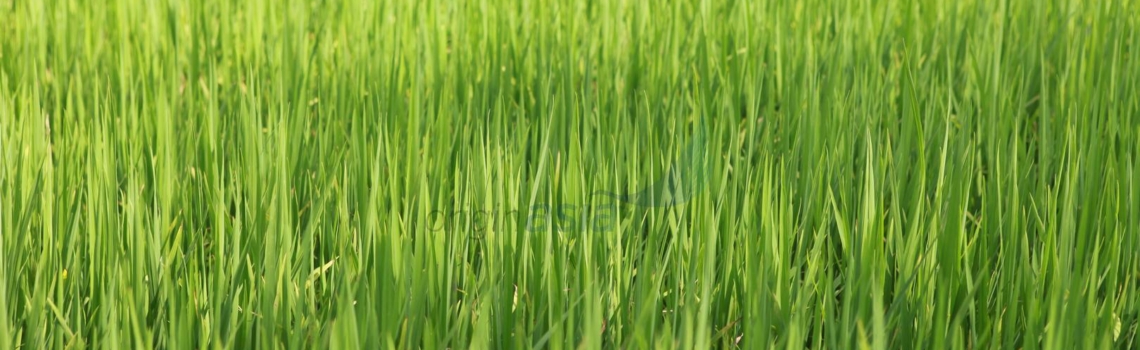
[1,0,1138,348]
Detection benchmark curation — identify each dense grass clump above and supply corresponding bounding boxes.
[1,0,1138,348]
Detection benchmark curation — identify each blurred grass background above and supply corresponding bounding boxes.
[1,0,1138,348]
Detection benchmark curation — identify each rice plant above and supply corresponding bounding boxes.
[0,0,1137,348]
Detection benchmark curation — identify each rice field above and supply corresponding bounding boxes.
[1,0,1138,348]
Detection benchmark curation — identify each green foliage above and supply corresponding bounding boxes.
[1,0,1137,348]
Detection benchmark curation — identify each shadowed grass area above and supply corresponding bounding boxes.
[1,0,1138,348]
